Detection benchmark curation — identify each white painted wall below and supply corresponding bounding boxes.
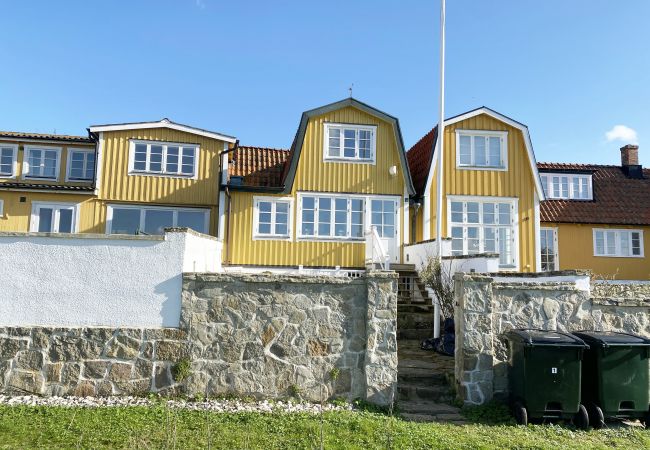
[404,240,500,274]
[0,229,222,328]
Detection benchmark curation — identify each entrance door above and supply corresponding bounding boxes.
[370,198,399,263]
[540,227,558,271]
[30,202,78,233]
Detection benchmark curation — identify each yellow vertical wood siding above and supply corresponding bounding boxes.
[549,222,650,280]
[227,106,407,268]
[99,128,226,205]
[426,114,538,271]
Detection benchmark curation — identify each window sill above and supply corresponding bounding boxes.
[323,157,375,165]
[252,235,292,241]
[593,254,644,259]
[457,165,507,172]
[23,176,59,181]
[128,171,197,180]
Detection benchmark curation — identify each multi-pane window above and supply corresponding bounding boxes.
[324,124,376,162]
[449,198,517,267]
[67,149,95,181]
[299,194,366,239]
[540,228,558,271]
[371,199,396,238]
[130,140,198,177]
[31,202,77,233]
[0,145,17,177]
[253,197,291,239]
[540,173,592,200]
[24,147,60,179]
[457,131,507,169]
[594,229,643,257]
[108,205,209,235]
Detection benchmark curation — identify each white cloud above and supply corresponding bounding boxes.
[195,0,206,9]
[605,125,638,144]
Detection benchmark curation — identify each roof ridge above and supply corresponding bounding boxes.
[0,130,90,139]
[237,145,289,152]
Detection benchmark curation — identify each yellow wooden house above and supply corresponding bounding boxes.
[0,120,236,236]
[407,107,545,272]
[222,98,415,271]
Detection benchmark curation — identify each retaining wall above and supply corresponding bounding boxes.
[454,273,650,405]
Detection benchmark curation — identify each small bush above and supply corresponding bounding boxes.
[462,400,514,425]
[172,359,192,382]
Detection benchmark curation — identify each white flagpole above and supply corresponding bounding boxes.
[435,0,446,260]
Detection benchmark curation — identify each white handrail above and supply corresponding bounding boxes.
[365,226,390,271]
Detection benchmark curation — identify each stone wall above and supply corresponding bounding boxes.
[0,327,187,396]
[454,273,650,405]
[180,272,398,405]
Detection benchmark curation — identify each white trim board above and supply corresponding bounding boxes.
[89,120,237,143]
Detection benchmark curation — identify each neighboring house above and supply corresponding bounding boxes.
[538,144,650,280]
[0,119,237,236]
[407,107,544,272]
[221,98,415,272]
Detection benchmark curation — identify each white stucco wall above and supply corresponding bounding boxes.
[0,229,221,328]
[404,240,500,274]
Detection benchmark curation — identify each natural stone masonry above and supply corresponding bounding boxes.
[180,272,398,405]
[454,274,650,405]
[0,328,187,396]
[0,272,398,406]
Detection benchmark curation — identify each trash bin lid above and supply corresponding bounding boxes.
[572,331,650,347]
[506,329,588,347]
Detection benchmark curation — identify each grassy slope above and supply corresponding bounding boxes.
[0,406,648,449]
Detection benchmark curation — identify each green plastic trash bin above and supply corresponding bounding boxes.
[505,329,590,428]
[572,331,650,428]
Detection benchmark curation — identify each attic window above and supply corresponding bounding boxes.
[456,130,508,170]
[129,140,198,178]
[540,173,592,200]
[324,123,376,163]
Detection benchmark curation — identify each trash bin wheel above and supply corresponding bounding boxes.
[574,404,590,430]
[514,402,528,426]
[588,404,605,429]
[642,408,650,427]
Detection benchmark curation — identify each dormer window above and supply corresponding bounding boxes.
[324,123,376,163]
[540,173,592,200]
[456,130,508,170]
[128,140,198,178]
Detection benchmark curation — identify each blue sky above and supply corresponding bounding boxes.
[1,0,649,166]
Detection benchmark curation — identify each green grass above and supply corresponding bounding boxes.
[0,405,648,449]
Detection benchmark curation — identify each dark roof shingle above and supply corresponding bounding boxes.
[0,182,94,192]
[229,146,289,188]
[0,131,94,143]
[539,162,650,225]
[406,126,437,197]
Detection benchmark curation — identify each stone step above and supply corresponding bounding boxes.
[397,367,449,384]
[397,329,434,340]
[397,304,435,313]
[397,383,455,403]
[400,412,467,424]
[397,358,452,370]
[392,264,417,271]
[398,400,461,416]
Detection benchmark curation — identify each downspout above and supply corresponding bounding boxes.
[218,140,238,264]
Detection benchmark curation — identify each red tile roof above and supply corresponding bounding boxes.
[229,146,289,187]
[0,130,94,143]
[538,162,650,226]
[406,126,437,196]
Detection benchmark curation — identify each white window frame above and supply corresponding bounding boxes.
[30,201,80,233]
[540,227,559,271]
[323,123,377,164]
[593,228,644,258]
[0,199,4,217]
[252,196,293,241]
[65,147,96,182]
[106,204,210,235]
[540,173,593,200]
[455,130,508,171]
[22,145,62,181]
[128,140,200,179]
[447,195,519,270]
[0,144,18,179]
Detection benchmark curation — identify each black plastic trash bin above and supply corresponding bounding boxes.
[505,329,590,428]
[572,331,650,428]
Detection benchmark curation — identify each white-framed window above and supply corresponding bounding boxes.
[253,196,292,240]
[30,201,79,233]
[128,140,199,178]
[23,146,62,180]
[456,130,508,170]
[323,123,376,163]
[107,204,209,235]
[540,173,592,200]
[298,193,366,240]
[593,229,644,258]
[66,148,95,181]
[540,227,559,271]
[0,144,18,178]
[448,196,518,268]
[0,198,4,217]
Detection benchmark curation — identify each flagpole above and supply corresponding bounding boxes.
[435,0,445,260]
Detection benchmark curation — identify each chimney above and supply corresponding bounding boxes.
[620,144,643,179]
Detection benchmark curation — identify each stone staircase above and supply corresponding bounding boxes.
[393,264,464,424]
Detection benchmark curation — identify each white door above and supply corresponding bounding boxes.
[540,227,558,271]
[31,202,77,233]
[370,198,399,263]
